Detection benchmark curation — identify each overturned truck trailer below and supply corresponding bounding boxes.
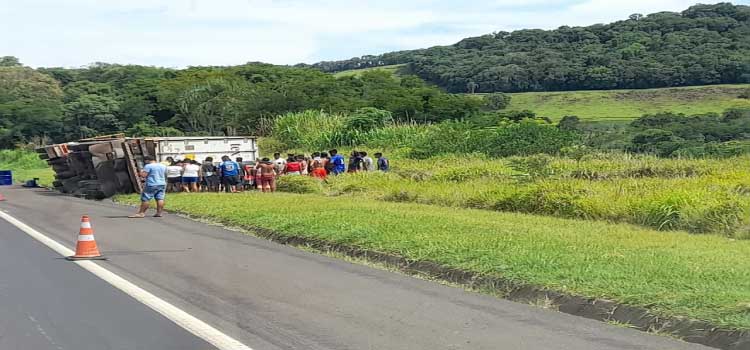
[36,135,258,199]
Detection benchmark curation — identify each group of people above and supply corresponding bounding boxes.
[159,149,390,194]
[129,150,390,217]
[163,156,244,193]
[256,149,390,191]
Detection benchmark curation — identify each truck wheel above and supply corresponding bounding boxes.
[77,180,102,190]
[52,164,70,172]
[55,170,76,179]
[47,158,67,166]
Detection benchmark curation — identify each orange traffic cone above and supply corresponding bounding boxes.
[66,215,106,260]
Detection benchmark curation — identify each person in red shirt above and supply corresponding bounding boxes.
[284,158,302,175]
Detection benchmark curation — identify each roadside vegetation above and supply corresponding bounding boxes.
[114,192,750,330]
[317,154,750,239]
[0,149,53,186]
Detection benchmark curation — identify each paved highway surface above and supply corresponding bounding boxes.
[0,186,712,350]
[0,217,211,350]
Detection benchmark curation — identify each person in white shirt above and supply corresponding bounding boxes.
[165,161,184,193]
[273,153,286,176]
[181,159,202,193]
[361,151,375,171]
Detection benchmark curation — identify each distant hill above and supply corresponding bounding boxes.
[502,84,750,122]
[306,3,750,93]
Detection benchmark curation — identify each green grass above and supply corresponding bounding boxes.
[331,66,750,122]
[333,64,407,78]
[0,149,54,186]
[501,84,750,121]
[312,153,750,238]
[115,192,750,330]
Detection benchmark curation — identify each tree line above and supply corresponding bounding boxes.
[0,58,485,148]
[307,3,750,93]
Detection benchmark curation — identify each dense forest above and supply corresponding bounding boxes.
[307,3,750,93]
[0,59,482,148]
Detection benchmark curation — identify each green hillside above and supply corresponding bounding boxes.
[333,64,406,78]
[503,84,750,121]
[330,65,750,121]
[312,3,750,94]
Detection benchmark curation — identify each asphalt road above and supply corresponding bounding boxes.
[0,186,713,350]
[0,216,212,350]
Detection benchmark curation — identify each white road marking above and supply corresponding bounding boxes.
[0,210,252,350]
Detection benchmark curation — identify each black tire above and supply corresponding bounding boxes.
[52,164,70,172]
[47,158,67,165]
[61,176,81,193]
[55,170,76,179]
[77,180,102,190]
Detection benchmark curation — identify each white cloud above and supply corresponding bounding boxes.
[0,0,745,67]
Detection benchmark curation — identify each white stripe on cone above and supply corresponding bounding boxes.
[81,222,91,229]
[77,235,95,241]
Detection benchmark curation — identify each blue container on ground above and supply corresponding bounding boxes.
[0,170,12,186]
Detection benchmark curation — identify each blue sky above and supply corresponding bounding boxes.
[1,0,747,68]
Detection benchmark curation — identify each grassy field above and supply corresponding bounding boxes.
[0,149,54,186]
[275,153,750,239]
[115,192,750,330]
[331,65,750,121]
[498,84,750,121]
[333,64,407,78]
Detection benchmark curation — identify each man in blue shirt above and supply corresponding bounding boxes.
[329,149,346,175]
[130,156,167,218]
[220,155,240,193]
[375,152,389,172]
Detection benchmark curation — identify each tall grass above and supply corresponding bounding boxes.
[317,153,750,238]
[273,110,349,149]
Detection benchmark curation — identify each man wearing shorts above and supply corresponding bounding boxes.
[220,155,240,193]
[258,158,277,192]
[130,156,167,218]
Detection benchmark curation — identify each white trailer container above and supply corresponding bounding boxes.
[152,136,259,163]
